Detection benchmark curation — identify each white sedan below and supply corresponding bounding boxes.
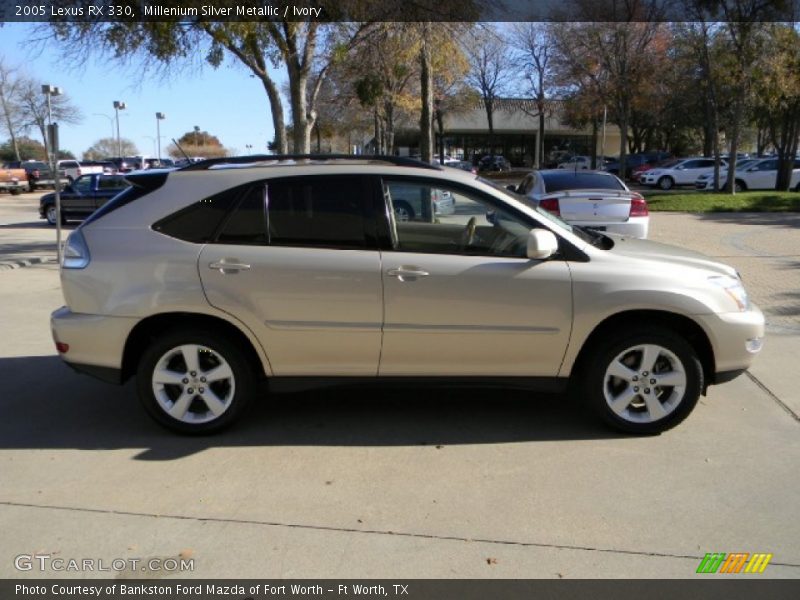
[640,157,724,190]
[695,157,800,192]
[511,170,649,239]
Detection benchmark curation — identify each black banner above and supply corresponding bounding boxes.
[4,580,800,600]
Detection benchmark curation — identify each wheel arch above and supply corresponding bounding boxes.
[121,312,269,383]
[568,310,715,389]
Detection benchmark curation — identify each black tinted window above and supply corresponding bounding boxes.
[216,186,268,245]
[266,176,367,248]
[154,186,242,243]
[541,172,624,192]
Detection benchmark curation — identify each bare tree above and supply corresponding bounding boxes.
[17,78,82,152]
[512,23,556,168]
[0,58,27,161]
[83,137,138,160]
[463,26,513,159]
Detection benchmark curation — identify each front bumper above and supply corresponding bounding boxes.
[694,303,765,377]
[51,306,139,384]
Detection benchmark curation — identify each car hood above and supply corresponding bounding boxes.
[604,234,738,278]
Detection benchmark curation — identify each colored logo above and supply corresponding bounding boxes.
[696,552,772,574]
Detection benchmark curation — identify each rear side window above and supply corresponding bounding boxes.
[266,176,368,248]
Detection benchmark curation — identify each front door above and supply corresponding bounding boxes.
[378,178,573,376]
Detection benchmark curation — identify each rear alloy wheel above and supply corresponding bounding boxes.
[658,176,674,190]
[45,205,62,226]
[136,330,256,434]
[584,328,703,434]
[393,200,415,222]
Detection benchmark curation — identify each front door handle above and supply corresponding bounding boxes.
[387,266,430,282]
[209,259,251,274]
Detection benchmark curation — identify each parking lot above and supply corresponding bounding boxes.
[1,190,798,579]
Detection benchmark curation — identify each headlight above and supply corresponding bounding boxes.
[709,275,749,311]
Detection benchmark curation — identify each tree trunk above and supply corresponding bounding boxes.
[0,89,20,160]
[260,77,287,154]
[287,62,311,154]
[385,101,395,155]
[485,100,494,158]
[590,118,598,169]
[724,97,742,194]
[537,97,545,169]
[617,99,629,181]
[419,23,434,162]
[436,109,445,164]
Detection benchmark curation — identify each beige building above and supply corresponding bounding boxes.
[394,99,623,167]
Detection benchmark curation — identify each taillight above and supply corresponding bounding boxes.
[62,230,91,269]
[630,195,649,217]
[539,198,560,216]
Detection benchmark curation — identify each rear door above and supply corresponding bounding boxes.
[197,175,384,376]
[747,159,778,189]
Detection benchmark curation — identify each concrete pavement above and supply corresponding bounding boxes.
[0,194,798,579]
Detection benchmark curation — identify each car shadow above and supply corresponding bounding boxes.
[1,355,624,461]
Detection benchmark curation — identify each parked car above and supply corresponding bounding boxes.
[57,159,105,183]
[604,152,672,180]
[38,173,129,225]
[640,157,725,190]
[448,160,477,174]
[6,160,67,191]
[695,158,800,192]
[477,155,511,172]
[389,181,455,221]
[510,169,649,239]
[50,155,763,435]
[0,163,27,195]
[558,156,592,170]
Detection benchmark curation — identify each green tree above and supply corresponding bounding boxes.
[0,136,46,161]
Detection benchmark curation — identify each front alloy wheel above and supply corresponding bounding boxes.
[658,176,674,190]
[137,331,255,433]
[585,328,703,434]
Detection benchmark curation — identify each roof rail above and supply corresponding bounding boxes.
[179,154,443,172]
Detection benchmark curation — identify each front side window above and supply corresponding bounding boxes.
[384,179,533,258]
[71,176,92,194]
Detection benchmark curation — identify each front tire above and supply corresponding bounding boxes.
[582,327,703,434]
[136,330,256,434]
[658,176,674,190]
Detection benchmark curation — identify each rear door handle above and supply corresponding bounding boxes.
[387,266,430,282]
[209,259,251,274]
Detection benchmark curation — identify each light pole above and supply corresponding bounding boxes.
[113,100,126,157]
[245,144,253,154]
[42,84,63,265]
[155,112,165,162]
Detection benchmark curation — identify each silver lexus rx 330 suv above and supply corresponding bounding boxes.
[51,156,764,434]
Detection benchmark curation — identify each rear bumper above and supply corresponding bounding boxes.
[571,217,649,239]
[51,306,139,382]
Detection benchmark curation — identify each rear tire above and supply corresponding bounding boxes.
[136,329,256,434]
[393,200,415,222]
[734,180,747,193]
[658,176,674,190]
[10,188,21,196]
[581,327,703,434]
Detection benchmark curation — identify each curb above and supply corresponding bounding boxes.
[0,256,57,270]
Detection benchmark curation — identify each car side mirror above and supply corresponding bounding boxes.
[527,229,559,260]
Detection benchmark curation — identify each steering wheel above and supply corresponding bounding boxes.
[461,217,477,248]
